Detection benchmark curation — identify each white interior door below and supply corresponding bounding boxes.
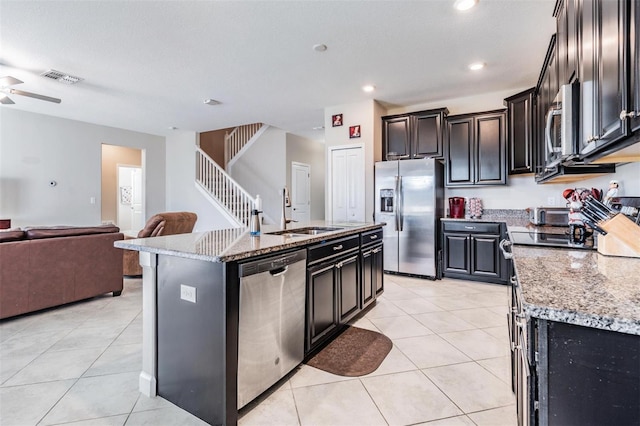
[291,162,311,223]
[330,146,365,222]
[117,165,143,232]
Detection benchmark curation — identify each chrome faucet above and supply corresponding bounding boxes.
[280,187,296,229]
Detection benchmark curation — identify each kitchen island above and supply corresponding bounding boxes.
[508,233,639,425]
[114,221,384,426]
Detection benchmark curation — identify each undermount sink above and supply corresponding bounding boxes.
[266,227,343,236]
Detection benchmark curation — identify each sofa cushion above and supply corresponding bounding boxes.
[25,225,120,240]
[0,228,25,243]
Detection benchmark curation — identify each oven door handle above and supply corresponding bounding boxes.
[499,238,513,260]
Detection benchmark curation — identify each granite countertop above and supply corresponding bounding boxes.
[511,244,640,335]
[114,221,383,263]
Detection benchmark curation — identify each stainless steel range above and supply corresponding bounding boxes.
[508,226,596,250]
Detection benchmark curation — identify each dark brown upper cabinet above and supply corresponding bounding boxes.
[445,110,507,187]
[382,108,448,160]
[555,0,579,85]
[504,88,535,175]
[579,0,630,160]
[630,0,640,135]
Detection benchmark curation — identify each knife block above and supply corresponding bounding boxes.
[597,214,640,258]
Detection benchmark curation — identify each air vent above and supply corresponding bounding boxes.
[40,69,84,85]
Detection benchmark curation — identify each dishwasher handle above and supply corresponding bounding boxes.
[269,266,288,277]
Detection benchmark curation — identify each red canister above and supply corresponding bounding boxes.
[449,197,465,218]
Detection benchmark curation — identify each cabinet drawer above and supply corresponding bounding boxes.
[442,221,500,234]
[308,235,360,265]
[361,229,383,247]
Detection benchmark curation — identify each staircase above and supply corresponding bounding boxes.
[224,123,264,168]
[196,123,266,228]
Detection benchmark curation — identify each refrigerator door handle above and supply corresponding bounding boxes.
[394,176,400,231]
[398,176,404,231]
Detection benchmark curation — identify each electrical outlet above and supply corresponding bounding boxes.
[180,285,196,303]
[547,196,556,206]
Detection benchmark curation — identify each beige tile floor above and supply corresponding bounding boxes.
[0,275,516,426]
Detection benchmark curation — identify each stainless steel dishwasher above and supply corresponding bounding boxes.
[237,249,307,409]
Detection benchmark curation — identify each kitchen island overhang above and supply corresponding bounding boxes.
[114,221,385,426]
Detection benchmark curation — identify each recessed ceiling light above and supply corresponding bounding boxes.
[454,0,479,11]
[168,126,178,130]
[468,62,486,71]
[312,126,324,130]
[203,98,221,105]
[313,44,328,52]
[362,85,376,93]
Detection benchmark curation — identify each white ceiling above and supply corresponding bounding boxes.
[0,0,556,140]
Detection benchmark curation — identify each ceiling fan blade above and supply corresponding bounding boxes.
[0,76,23,86]
[9,88,61,104]
[0,95,15,105]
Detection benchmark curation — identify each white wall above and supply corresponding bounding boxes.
[286,133,326,221]
[229,126,287,223]
[165,131,236,231]
[324,100,383,221]
[0,109,165,228]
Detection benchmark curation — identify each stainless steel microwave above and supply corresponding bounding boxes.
[545,82,579,168]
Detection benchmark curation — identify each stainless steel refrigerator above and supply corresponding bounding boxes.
[374,158,444,278]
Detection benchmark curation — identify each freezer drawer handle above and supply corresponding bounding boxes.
[333,244,344,251]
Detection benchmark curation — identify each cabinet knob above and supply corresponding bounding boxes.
[619,110,637,120]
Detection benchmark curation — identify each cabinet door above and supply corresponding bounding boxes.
[470,234,501,278]
[443,233,470,274]
[581,0,628,154]
[337,254,360,324]
[629,0,640,133]
[598,0,627,144]
[383,116,411,160]
[475,112,507,185]
[307,263,337,350]
[557,0,579,85]
[373,245,384,296]
[446,117,474,186]
[413,111,444,158]
[361,248,375,309]
[506,90,534,175]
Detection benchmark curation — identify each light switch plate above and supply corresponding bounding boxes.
[180,285,196,303]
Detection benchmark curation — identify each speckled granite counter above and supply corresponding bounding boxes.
[115,221,383,263]
[511,244,640,335]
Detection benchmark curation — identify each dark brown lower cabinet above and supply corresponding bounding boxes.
[442,221,508,285]
[306,229,383,355]
[307,262,338,351]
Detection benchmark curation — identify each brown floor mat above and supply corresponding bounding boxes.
[305,326,393,376]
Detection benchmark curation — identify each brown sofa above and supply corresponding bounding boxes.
[123,212,197,276]
[0,225,124,320]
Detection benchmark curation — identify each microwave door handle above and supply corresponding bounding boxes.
[545,109,563,157]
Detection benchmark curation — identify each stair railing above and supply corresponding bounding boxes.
[224,123,263,168]
[196,147,255,228]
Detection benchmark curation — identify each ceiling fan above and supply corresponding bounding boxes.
[0,76,62,104]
